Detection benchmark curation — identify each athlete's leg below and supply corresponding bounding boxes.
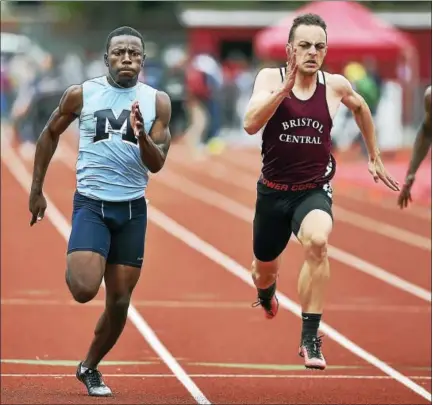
[81,198,147,369]
[292,189,333,369]
[66,192,110,303]
[252,189,291,318]
[76,262,140,398]
[76,198,146,396]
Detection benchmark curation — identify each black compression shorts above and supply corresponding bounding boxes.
[253,181,333,262]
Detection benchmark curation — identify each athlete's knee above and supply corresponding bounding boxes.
[252,257,279,287]
[66,252,105,303]
[68,276,100,303]
[107,293,131,316]
[302,233,328,264]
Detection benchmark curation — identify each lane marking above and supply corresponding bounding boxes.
[1,373,431,380]
[2,298,430,313]
[0,359,363,371]
[2,358,430,373]
[157,170,432,302]
[1,359,158,366]
[1,142,211,405]
[189,362,363,371]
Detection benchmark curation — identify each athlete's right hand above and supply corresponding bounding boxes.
[130,101,145,139]
[29,191,47,226]
[397,175,415,209]
[280,45,298,97]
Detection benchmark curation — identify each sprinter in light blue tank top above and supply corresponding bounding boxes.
[76,75,157,202]
[28,26,172,397]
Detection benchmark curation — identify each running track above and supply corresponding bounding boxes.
[1,134,431,404]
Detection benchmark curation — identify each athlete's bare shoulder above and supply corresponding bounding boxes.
[154,90,172,126]
[256,67,283,80]
[422,85,431,136]
[322,72,352,96]
[42,84,83,140]
[253,67,284,93]
[59,84,83,116]
[424,85,431,114]
[322,72,363,112]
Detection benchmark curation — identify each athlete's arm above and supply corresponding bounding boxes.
[332,74,399,191]
[135,91,172,173]
[29,84,82,226]
[404,86,432,182]
[332,74,380,161]
[243,68,287,135]
[31,85,82,195]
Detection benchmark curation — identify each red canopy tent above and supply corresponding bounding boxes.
[254,1,418,124]
[254,1,415,64]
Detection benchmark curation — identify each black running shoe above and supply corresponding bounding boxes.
[252,295,279,319]
[76,361,113,396]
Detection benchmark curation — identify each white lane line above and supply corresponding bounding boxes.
[1,142,211,405]
[157,170,431,302]
[1,373,431,380]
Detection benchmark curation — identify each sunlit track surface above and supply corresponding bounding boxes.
[1,138,431,404]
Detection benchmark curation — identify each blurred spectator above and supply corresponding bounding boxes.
[1,56,13,121]
[161,47,187,139]
[232,53,256,133]
[85,52,106,79]
[191,53,225,155]
[343,61,382,156]
[10,53,65,160]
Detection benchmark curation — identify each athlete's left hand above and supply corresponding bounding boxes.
[368,155,400,191]
[130,101,145,139]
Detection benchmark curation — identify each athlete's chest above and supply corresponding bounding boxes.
[269,97,331,138]
[80,106,136,146]
[80,89,154,144]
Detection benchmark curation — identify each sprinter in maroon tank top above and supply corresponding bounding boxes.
[243,13,400,370]
[261,68,335,186]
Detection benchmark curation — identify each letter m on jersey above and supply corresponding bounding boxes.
[93,109,137,144]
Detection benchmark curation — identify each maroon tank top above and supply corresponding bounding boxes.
[260,68,336,186]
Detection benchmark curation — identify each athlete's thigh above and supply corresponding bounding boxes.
[67,192,110,286]
[253,190,292,262]
[107,198,147,269]
[291,187,333,242]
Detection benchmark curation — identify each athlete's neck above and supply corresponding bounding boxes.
[106,74,137,89]
[295,72,317,90]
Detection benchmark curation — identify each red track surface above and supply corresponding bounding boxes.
[1,137,431,405]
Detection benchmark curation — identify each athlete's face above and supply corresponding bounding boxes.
[105,35,145,87]
[287,25,327,76]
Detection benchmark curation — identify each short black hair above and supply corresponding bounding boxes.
[106,26,145,52]
[288,13,327,43]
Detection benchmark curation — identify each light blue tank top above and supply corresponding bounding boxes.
[76,76,157,202]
